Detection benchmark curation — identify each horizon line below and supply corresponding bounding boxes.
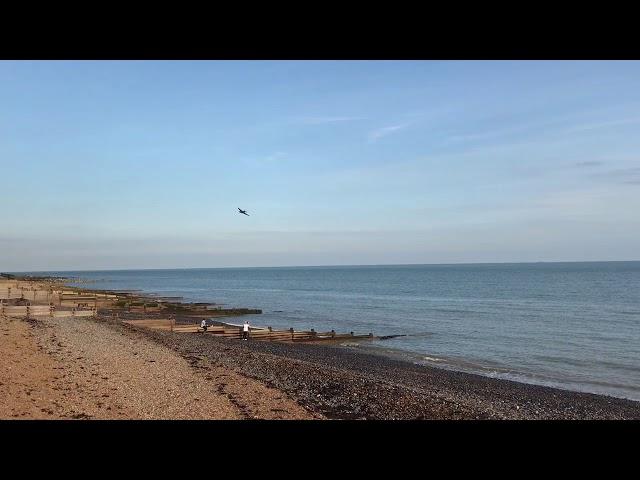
[6,259,640,274]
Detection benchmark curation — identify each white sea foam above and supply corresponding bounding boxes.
[423,356,442,362]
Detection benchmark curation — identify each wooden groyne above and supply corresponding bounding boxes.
[123,319,376,344]
[0,304,97,317]
[0,278,98,317]
[1,274,262,319]
[2,274,378,344]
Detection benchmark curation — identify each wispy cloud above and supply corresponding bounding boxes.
[574,160,605,168]
[445,113,581,144]
[263,151,286,162]
[368,123,410,142]
[297,116,367,125]
[445,113,640,146]
[589,167,640,184]
[244,152,287,166]
[565,117,640,133]
[447,125,530,143]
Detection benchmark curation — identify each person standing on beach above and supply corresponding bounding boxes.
[242,320,250,340]
[201,319,208,332]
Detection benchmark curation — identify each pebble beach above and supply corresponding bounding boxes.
[3,311,639,420]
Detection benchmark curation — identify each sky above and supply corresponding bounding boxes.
[1,60,640,271]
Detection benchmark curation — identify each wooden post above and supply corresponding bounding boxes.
[290,327,294,341]
[331,329,336,338]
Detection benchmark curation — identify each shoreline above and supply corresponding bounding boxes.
[127,316,640,419]
[54,273,640,404]
[3,308,640,419]
[349,342,640,403]
[2,274,640,419]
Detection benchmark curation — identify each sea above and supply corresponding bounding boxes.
[18,262,640,401]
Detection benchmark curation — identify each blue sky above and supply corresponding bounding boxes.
[2,60,640,270]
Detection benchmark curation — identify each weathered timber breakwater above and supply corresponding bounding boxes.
[1,272,379,343]
[1,272,262,319]
[3,273,640,419]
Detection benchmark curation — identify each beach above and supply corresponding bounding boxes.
[49,263,640,402]
[2,308,639,420]
[0,313,316,420]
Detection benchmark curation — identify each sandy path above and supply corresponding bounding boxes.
[0,315,316,419]
[1,316,66,419]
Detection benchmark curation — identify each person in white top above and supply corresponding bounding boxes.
[242,320,250,340]
[201,319,208,332]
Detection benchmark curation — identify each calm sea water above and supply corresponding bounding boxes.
[22,262,640,401]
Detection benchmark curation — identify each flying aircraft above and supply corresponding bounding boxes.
[238,208,249,216]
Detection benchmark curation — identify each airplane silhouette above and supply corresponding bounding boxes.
[238,208,249,216]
